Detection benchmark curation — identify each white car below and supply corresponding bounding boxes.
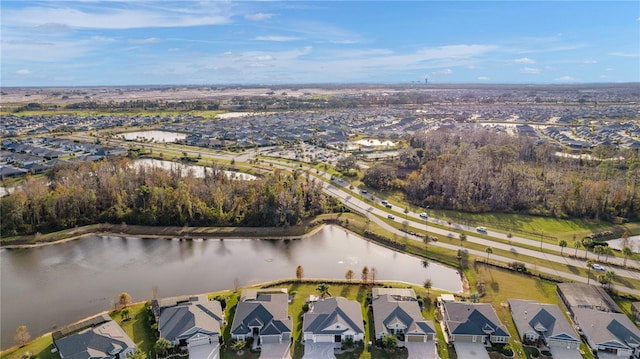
[387,214,395,220]
[476,226,487,233]
[591,263,606,272]
[419,212,428,219]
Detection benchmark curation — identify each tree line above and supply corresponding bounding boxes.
[1,158,341,237]
[363,127,640,221]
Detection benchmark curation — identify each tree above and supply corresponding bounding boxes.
[623,246,633,267]
[14,325,30,347]
[573,240,581,257]
[119,292,132,308]
[296,265,304,282]
[361,266,369,283]
[586,259,594,285]
[594,245,605,262]
[582,238,593,259]
[231,340,246,353]
[345,269,354,282]
[121,308,131,321]
[370,267,377,284]
[404,207,409,219]
[459,233,466,248]
[382,334,397,349]
[603,246,614,264]
[155,338,172,357]
[485,247,493,262]
[558,240,567,256]
[316,283,331,299]
[127,350,147,359]
[423,279,432,296]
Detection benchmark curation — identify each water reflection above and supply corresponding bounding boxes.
[0,225,461,349]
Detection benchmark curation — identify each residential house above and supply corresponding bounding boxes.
[573,307,640,358]
[441,301,510,345]
[230,289,292,346]
[371,288,436,346]
[302,297,364,347]
[156,295,224,350]
[508,299,580,350]
[557,283,622,317]
[53,314,136,359]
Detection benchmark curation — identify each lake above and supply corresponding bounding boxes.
[120,130,187,143]
[0,225,462,349]
[133,158,257,180]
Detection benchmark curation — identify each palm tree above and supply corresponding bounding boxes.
[603,247,614,264]
[582,238,593,259]
[155,338,172,357]
[316,283,331,299]
[559,240,567,256]
[459,233,467,248]
[586,259,594,285]
[485,247,493,262]
[605,270,616,290]
[573,240,582,257]
[423,279,432,296]
[594,245,605,262]
[345,269,354,282]
[623,246,633,267]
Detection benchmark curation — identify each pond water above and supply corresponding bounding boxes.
[120,130,187,143]
[0,225,461,349]
[133,158,257,180]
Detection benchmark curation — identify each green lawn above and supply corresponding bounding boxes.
[0,334,57,359]
[111,304,157,358]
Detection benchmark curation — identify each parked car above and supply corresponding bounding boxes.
[419,212,428,219]
[591,263,606,272]
[387,214,395,220]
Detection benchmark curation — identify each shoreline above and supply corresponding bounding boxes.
[0,222,327,249]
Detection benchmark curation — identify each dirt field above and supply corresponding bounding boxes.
[0,85,400,105]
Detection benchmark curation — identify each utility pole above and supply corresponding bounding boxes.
[540,230,544,251]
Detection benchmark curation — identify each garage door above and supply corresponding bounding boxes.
[315,335,334,343]
[407,335,425,342]
[261,335,281,344]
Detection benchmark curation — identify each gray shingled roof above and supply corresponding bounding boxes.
[443,302,509,337]
[372,293,435,338]
[231,290,291,336]
[303,297,364,335]
[557,283,622,313]
[158,296,224,342]
[54,320,135,359]
[573,308,640,351]
[508,299,579,343]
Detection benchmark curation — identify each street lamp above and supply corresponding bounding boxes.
[540,230,544,250]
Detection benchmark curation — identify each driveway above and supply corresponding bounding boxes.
[260,342,292,359]
[405,341,438,359]
[187,342,219,359]
[452,342,490,359]
[302,342,336,359]
[547,346,583,359]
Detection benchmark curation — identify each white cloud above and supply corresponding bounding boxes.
[520,67,541,74]
[514,57,536,64]
[556,76,576,82]
[608,52,638,57]
[256,55,274,61]
[129,37,161,44]
[432,69,453,75]
[254,36,300,42]
[477,76,490,81]
[3,3,232,29]
[16,69,31,75]
[245,13,275,21]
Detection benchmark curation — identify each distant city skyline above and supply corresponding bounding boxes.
[1,1,639,86]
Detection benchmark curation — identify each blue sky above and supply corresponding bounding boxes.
[1,1,639,86]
